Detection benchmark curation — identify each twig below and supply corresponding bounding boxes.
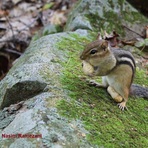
[18,20,31,28]
[122,25,144,38]
[16,14,43,33]
[140,45,146,52]
[4,48,22,56]
[0,39,13,43]
[5,16,15,40]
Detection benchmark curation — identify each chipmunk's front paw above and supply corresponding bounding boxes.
[88,80,100,86]
[87,80,106,88]
[117,102,128,111]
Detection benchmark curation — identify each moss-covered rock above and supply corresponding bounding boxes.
[65,0,148,39]
[0,32,96,148]
[0,0,148,147]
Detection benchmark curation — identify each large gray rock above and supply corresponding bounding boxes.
[65,0,148,39]
[0,33,67,109]
[0,32,94,147]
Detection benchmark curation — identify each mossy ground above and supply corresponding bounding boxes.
[56,33,148,148]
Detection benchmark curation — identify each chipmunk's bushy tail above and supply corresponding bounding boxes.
[130,84,148,99]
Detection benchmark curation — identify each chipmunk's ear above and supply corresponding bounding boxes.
[101,40,109,51]
[96,33,102,40]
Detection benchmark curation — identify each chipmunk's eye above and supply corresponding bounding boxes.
[90,49,97,55]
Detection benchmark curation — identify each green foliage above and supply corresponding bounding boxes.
[134,68,148,86]
[43,2,54,10]
[32,25,63,41]
[56,34,148,147]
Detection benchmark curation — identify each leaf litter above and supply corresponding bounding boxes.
[0,0,147,80]
[0,0,77,80]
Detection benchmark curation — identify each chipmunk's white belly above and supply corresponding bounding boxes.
[103,75,121,91]
[102,76,116,86]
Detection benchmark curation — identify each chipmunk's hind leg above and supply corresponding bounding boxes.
[107,64,132,111]
[107,86,123,103]
[107,86,129,110]
[117,87,129,111]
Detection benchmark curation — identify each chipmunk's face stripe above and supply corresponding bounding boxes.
[80,40,109,60]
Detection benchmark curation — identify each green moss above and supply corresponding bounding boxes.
[134,68,148,86]
[84,0,148,37]
[56,33,92,52]
[56,34,148,147]
[85,11,125,36]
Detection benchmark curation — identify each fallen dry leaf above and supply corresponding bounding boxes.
[0,9,9,17]
[98,31,120,47]
[0,0,83,80]
[49,10,67,25]
[145,26,148,38]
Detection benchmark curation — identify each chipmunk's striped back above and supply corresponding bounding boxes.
[113,49,136,83]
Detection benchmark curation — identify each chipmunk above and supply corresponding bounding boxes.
[80,39,148,110]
